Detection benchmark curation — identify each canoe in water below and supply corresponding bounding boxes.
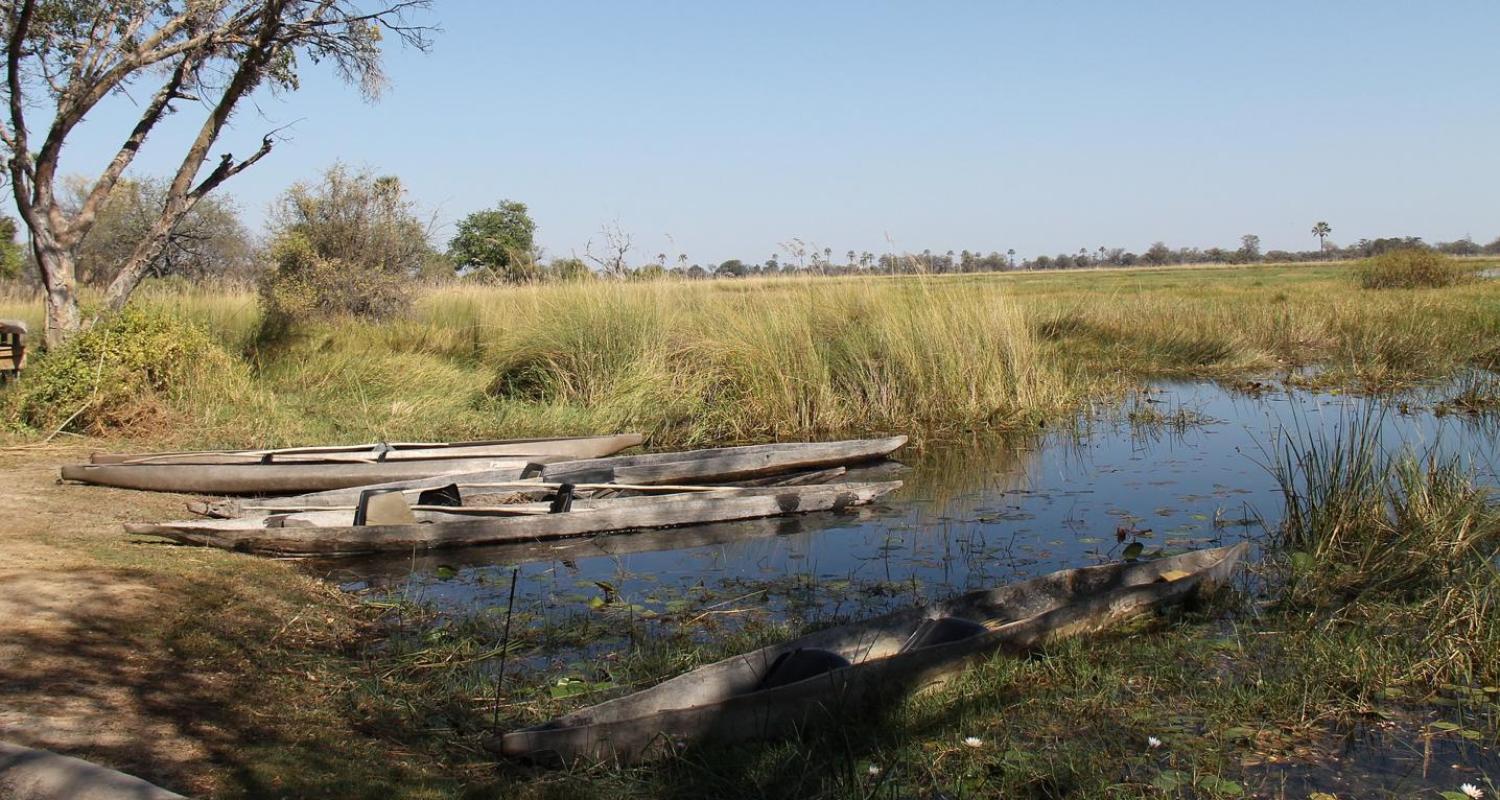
[86,433,644,465]
[125,480,903,556]
[497,542,1249,764]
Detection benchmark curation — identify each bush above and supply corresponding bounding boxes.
[259,232,410,326]
[1358,248,1471,289]
[11,307,238,433]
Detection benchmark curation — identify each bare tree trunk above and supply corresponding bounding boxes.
[32,237,80,348]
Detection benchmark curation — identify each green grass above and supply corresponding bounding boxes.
[4,260,1499,448]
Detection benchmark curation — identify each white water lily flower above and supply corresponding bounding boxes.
[867,765,881,777]
[1148,736,1163,749]
[1461,784,1484,800]
[963,736,983,748]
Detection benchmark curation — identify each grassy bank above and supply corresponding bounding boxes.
[4,260,1498,448]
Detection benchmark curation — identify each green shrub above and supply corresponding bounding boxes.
[258,231,411,328]
[11,307,237,433]
[1357,248,1471,289]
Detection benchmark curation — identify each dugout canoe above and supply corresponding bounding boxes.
[85,433,644,465]
[539,436,908,484]
[125,480,902,556]
[196,437,906,515]
[60,456,540,495]
[312,510,861,585]
[497,542,1249,764]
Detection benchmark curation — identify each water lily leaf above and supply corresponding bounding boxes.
[1197,776,1244,797]
[1440,792,1471,800]
[1289,551,1315,571]
[1123,542,1145,561]
[1151,770,1187,791]
[433,564,457,580]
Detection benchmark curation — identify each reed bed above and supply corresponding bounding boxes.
[2,261,1497,447]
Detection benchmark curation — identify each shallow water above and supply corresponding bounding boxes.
[312,378,1497,630]
[308,377,1500,792]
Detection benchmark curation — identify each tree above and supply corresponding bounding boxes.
[583,222,633,278]
[65,176,255,285]
[0,215,21,278]
[1237,234,1262,262]
[1142,241,1172,266]
[1311,221,1332,253]
[447,200,537,283]
[259,164,432,323]
[1,0,432,347]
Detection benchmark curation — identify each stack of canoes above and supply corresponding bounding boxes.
[69,435,910,556]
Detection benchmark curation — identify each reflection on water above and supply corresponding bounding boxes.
[310,378,1498,647]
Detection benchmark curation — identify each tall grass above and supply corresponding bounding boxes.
[1268,417,1500,685]
[1,261,1497,446]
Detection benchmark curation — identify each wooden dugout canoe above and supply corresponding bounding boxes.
[125,481,903,556]
[60,456,542,495]
[86,433,644,465]
[199,466,852,518]
[198,437,907,515]
[539,436,908,485]
[497,542,1249,764]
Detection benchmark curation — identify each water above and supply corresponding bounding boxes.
[312,379,1498,627]
[304,377,1499,792]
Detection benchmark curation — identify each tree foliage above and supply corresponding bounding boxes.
[64,176,256,286]
[447,200,537,282]
[259,164,431,325]
[0,0,432,345]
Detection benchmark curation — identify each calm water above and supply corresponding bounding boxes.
[308,378,1498,793]
[312,378,1498,627]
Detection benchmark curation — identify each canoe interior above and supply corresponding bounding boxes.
[86,433,645,465]
[501,543,1248,762]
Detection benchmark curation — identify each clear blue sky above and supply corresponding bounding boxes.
[59,1,1500,265]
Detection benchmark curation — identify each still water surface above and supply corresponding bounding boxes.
[312,379,1497,629]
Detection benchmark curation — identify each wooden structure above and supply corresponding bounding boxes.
[0,320,24,379]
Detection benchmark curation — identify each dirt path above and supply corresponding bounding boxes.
[0,445,390,798]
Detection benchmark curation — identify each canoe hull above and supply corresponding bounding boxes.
[499,543,1248,764]
[88,433,644,465]
[62,457,536,494]
[126,481,903,556]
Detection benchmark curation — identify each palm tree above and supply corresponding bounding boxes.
[1007,248,1016,268]
[1311,221,1332,253]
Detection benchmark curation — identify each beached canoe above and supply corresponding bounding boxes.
[539,436,908,485]
[193,437,906,515]
[60,456,542,495]
[87,433,644,465]
[497,542,1249,764]
[125,481,903,556]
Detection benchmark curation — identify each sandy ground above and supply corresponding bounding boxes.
[0,444,298,797]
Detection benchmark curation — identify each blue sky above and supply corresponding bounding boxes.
[58,1,1500,265]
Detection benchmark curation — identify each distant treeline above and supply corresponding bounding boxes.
[665,234,1500,281]
[4,164,1497,293]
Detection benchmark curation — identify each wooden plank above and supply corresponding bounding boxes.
[125,481,903,556]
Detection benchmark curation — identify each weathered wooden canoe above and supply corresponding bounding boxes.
[60,456,542,495]
[311,509,862,585]
[539,436,908,485]
[125,481,903,556]
[87,433,644,465]
[497,542,1249,764]
[201,463,856,518]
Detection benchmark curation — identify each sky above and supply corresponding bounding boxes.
[53,1,1500,266]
